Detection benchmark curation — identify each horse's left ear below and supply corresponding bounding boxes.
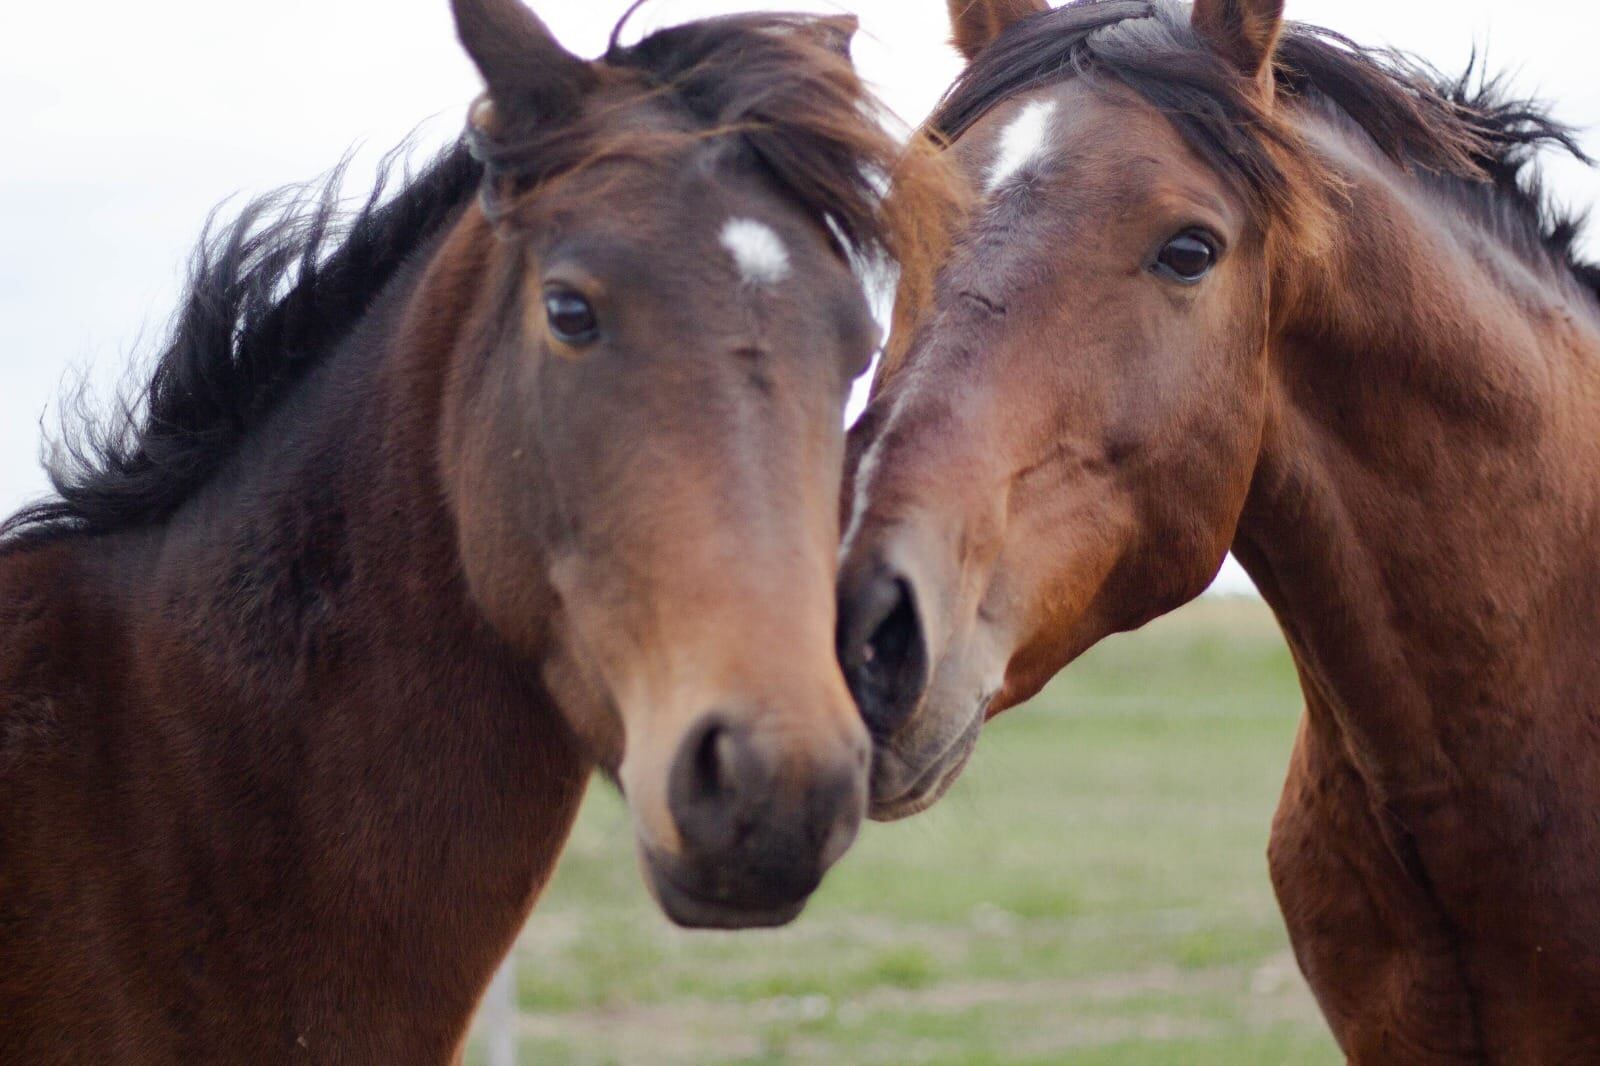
[800,14,860,59]
[1191,0,1284,97]
[758,14,857,60]
[451,0,595,126]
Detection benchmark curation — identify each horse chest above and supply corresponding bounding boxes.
[1272,707,1600,1063]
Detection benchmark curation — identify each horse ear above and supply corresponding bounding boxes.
[1191,0,1284,94]
[451,0,595,125]
[947,0,1049,62]
[807,14,860,59]
[759,14,859,59]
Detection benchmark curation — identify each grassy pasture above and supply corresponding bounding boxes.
[468,597,1342,1064]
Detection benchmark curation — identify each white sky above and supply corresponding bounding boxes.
[2,1,1596,593]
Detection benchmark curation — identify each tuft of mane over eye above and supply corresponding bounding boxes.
[544,288,599,345]
[1153,231,1219,284]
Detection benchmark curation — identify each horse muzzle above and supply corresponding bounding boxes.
[642,713,867,929]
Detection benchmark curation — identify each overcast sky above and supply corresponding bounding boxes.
[2,1,1595,592]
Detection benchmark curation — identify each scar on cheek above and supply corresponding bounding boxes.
[721,218,793,286]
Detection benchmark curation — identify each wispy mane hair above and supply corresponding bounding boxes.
[0,145,482,548]
[2,9,959,549]
[929,0,1597,298]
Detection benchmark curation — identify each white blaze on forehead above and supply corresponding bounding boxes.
[721,218,792,285]
[985,98,1060,194]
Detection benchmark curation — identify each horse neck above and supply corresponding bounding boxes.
[61,207,587,1042]
[1234,118,1600,798]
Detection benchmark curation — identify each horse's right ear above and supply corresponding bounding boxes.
[1191,0,1284,96]
[451,0,595,126]
[947,0,1049,62]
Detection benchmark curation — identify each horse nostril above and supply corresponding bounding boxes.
[669,717,764,855]
[675,710,742,851]
[690,719,735,803]
[837,571,929,739]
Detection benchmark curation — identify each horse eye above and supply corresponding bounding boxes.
[1154,231,1218,283]
[544,289,599,345]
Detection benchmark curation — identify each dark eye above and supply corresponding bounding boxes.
[544,289,599,345]
[1153,231,1218,283]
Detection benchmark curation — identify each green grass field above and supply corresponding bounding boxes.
[469,597,1343,1064]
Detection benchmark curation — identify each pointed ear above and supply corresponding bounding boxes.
[1191,0,1284,93]
[815,14,861,58]
[756,14,858,59]
[947,0,1049,62]
[451,0,595,126]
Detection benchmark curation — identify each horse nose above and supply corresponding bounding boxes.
[837,565,930,740]
[667,715,866,870]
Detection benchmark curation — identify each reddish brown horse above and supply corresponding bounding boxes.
[840,0,1600,1060]
[0,2,954,1060]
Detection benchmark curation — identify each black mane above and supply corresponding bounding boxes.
[0,144,482,549]
[930,0,1598,299]
[3,11,921,549]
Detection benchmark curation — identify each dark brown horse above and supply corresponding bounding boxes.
[0,2,954,1060]
[840,0,1600,1060]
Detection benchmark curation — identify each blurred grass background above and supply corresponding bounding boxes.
[467,597,1342,1064]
